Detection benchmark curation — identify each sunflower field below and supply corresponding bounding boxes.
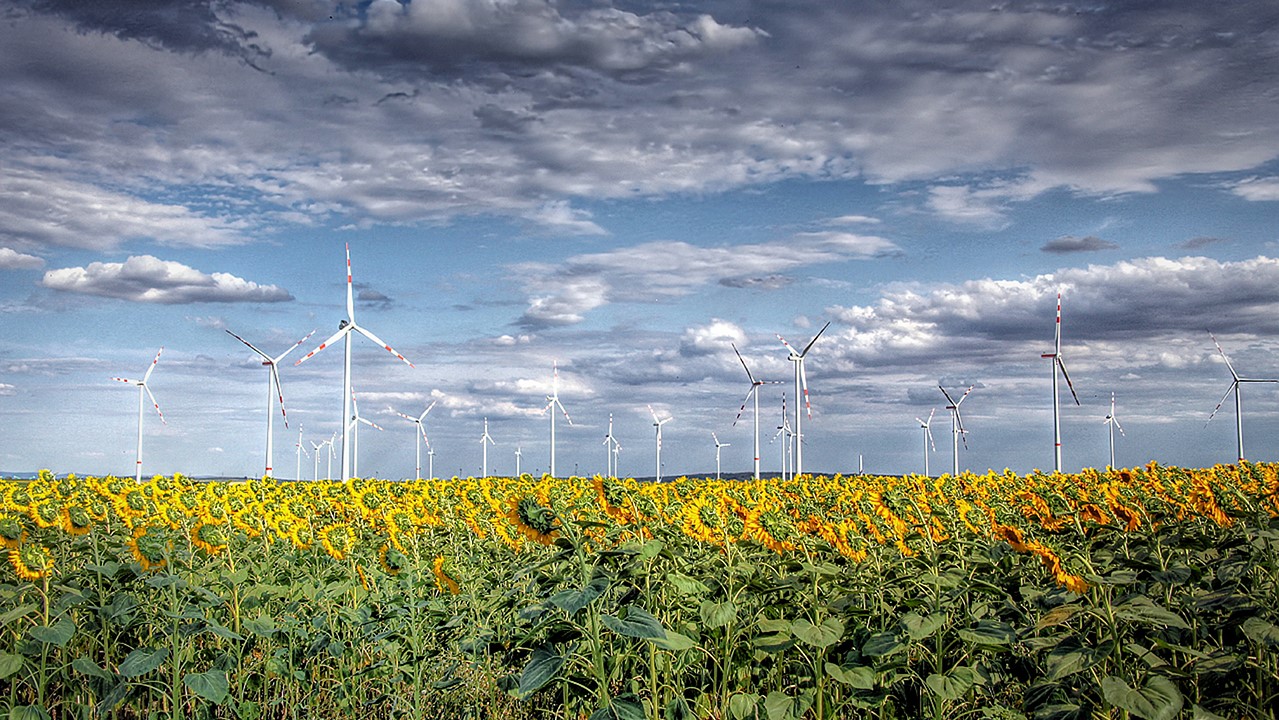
[2,463,1279,720]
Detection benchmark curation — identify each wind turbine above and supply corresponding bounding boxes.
[480,418,496,477]
[938,385,973,476]
[1207,332,1279,461]
[712,432,730,480]
[602,414,620,478]
[294,426,307,481]
[111,348,167,483]
[1103,392,1124,468]
[732,343,780,480]
[542,362,573,477]
[648,405,672,482]
[310,439,326,481]
[427,448,436,479]
[348,390,382,479]
[515,446,523,477]
[1041,293,1081,472]
[394,401,436,480]
[777,321,831,477]
[225,328,316,479]
[295,244,414,482]
[326,432,336,480]
[915,409,937,477]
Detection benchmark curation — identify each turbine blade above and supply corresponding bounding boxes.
[776,334,797,355]
[144,385,167,425]
[359,417,383,431]
[345,243,355,321]
[111,377,135,384]
[1054,292,1062,353]
[732,343,757,384]
[274,329,318,363]
[395,410,416,422]
[419,401,437,421]
[1209,331,1240,381]
[957,385,974,405]
[926,426,936,452]
[271,364,290,428]
[1206,382,1237,425]
[1112,417,1124,436]
[648,404,659,423]
[928,407,935,424]
[938,385,957,406]
[733,386,757,426]
[1057,357,1081,405]
[556,398,573,425]
[800,362,812,418]
[420,423,432,450]
[799,321,832,357]
[224,329,269,360]
[294,326,349,366]
[142,347,164,383]
[353,324,415,367]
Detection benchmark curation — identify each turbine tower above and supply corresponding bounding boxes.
[295,244,414,482]
[732,343,779,480]
[602,414,620,478]
[543,362,573,477]
[777,321,831,477]
[394,401,436,480]
[648,405,672,482]
[1207,332,1279,461]
[225,328,316,479]
[348,389,382,479]
[515,446,523,477]
[111,347,166,483]
[427,448,435,480]
[771,392,794,480]
[1041,292,1081,472]
[1103,392,1124,468]
[938,385,973,476]
[310,439,326,481]
[712,432,730,480]
[480,417,496,477]
[915,409,937,477]
[294,426,307,481]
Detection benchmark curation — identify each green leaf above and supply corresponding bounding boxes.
[825,663,875,690]
[763,690,813,720]
[71,656,113,680]
[118,647,168,678]
[650,630,697,652]
[243,615,277,638]
[727,693,758,720]
[0,604,38,628]
[588,695,646,720]
[183,669,229,704]
[0,653,24,680]
[603,606,667,640]
[1035,605,1082,631]
[792,617,844,649]
[1100,675,1184,720]
[637,539,665,561]
[664,696,692,720]
[515,644,563,698]
[549,576,609,615]
[222,567,249,586]
[900,612,947,640]
[9,706,51,720]
[925,667,979,701]
[699,600,737,629]
[1047,636,1113,681]
[666,572,711,596]
[862,631,906,658]
[1242,616,1279,648]
[204,621,244,641]
[1190,705,1228,720]
[958,620,1016,647]
[1113,596,1190,631]
[28,617,76,648]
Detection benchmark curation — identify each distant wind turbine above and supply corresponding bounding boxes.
[648,405,672,482]
[515,445,522,477]
[111,347,167,483]
[427,448,435,480]
[348,389,382,479]
[1206,332,1279,462]
[294,426,307,481]
[938,385,974,476]
[1103,392,1124,468]
[542,362,573,477]
[480,418,496,477]
[603,414,620,478]
[777,321,831,477]
[915,409,937,477]
[732,343,780,480]
[295,244,414,482]
[394,401,436,480]
[771,392,794,480]
[1041,292,1081,472]
[310,439,326,481]
[225,327,316,479]
[712,432,730,480]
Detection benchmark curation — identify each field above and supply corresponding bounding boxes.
[2,464,1279,720]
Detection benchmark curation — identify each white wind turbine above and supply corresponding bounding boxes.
[1041,292,1081,472]
[294,426,307,481]
[603,414,620,478]
[295,244,414,482]
[1103,392,1124,468]
[394,401,436,480]
[480,418,496,477]
[712,432,730,480]
[310,439,326,481]
[326,432,336,480]
[427,448,436,479]
[648,405,672,482]
[348,390,382,478]
[515,446,522,477]
[915,409,937,477]
[938,385,973,476]
[225,328,316,479]
[1206,332,1279,462]
[777,321,831,477]
[542,362,573,477]
[732,343,780,480]
[111,348,167,483]
[771,392,794,480]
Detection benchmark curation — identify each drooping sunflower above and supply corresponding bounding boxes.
[29,498,64,530]
[0,515,28,549]
[9,543,54,582]
[432,555,460,595]
[63,504,94,536]
[128,525,170,571]
[319,524,354,561]
[507,496,559,545]
[289,521,315,551]
[379,543,407,576]
[190,521,229,556]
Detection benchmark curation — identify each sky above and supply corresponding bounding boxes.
[3,0,1279,480]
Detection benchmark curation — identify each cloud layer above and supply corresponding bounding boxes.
[41,255,294,304]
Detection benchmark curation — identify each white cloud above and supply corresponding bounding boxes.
[0,383,16,396]
[0,247,44,270]
[41,255,293,304]
[680,319,747,357]
[1229,176,1279,202]
[526,201,607,236]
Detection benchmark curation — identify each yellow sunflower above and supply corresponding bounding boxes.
[0,515,27,549]
[319,524,354,561]
[9,544,54,582]
[128,525,170,571]
[506,496,559,545]
[190,521,229,556]
[432,555,460,595]
[63,505,93,536]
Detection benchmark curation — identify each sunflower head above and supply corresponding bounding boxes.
[379,544,407,575]
[509,496,559,545]
[9,544,54,582]
[129,525,170,571]
[191,521,228,556]
[319,524,354,561]
[0,515,26,548]
[432,555,460,595]
[290,522,315,550]
[64,505,93,536]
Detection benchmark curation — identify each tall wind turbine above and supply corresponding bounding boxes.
[712,432,730,480]
[515,446,522,477]
[732,343,779,480]
[480,418,496,477]
[1041,293,1080,472]
[603,414,620,478]
[427,448,435,479]
[326,432,336,480]
[295,244,414,482]
[915,409,937,477]
[348,390,382,479]
[1103,392,1124,468]
[1207,332,1279,461]
[543,362,573,477]
[310,439,326,481]
[225,328,316,479]
[938,385,973,476]
[648,405,672,482]
[394,401,436,480]
[111,348,166,483]
[777,321,831,477]
[771,392,794,480]
[294,426,307,481]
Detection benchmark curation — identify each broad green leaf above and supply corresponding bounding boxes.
[1101,675,1183,720]
[183,669,229,704]
[1047,636,1113,681]
[825,663,874,690]
[925,667,979,701]
[792,617,844,649]
[549,577,609,615]
[0,653,24,680]
[118,647,168,678]
[0,604,37,628]
[763,690,813,720]
[699,600,737,629]
[862,631,906,657]
[71,656,113,680]
[1242,616,1279,648]
[28,617,75,648]
[958,620,1016,647]
[515,644,563,698]
[1190,705,1227,720]
[650,630,697,652]
[638,539,664,560]
[222,567,249,586]
[588,695,646,720]
[204,621,244,641]
[602,606,667,640]
[900,612,947,640]
[664,696,692,720]
[666,573,711,596]
[243,615,277,638]
[9,706,51,720]
[727,693,758,720]
[1113,596,1190,631]
[1035,605,1081,631]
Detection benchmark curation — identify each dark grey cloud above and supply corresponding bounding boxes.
[1041,235,1119,254]
[41,255,293,304]
[720,274,792,290]
[1177,236,1228,250]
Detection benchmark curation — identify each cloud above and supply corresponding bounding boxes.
[0,383,15,397]
[0,247,44,270]
[1041,235,1119,254]
[41,255,293,304]
[719,274,792,290]
[679,319,747,357]
[526,201,607,236]
[515,232,899,328]
[825,215,881,225]
[1229,176,1279,202]
[1177,236,1228,250]
[186,315,228,330]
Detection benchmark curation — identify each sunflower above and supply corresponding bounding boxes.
[63,505,93,536]
[432,555,460,595]
[9,544,54,582]
[128,525,170,571]
[378,543,407,576]
[507,496,559,545]
[190,521,228,556]
[319,524,354,561]
[289,522,315,551]
[0,515,27,549]
[29,498,64,530]
[5,486,32,512]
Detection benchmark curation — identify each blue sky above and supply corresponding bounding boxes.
[3,0,1279,479]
